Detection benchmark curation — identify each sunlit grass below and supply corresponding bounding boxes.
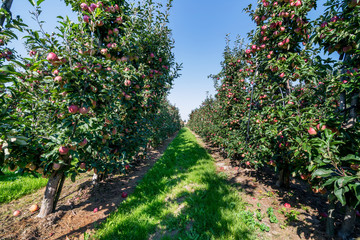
[90,128,260,240]
[0,168,47,203]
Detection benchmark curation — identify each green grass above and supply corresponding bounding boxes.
[89,128,263,240]
[0,168,48,203]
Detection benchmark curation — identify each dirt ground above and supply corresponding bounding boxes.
[192,132,360,240]
[1,130,359,240]
[0,133,178,240]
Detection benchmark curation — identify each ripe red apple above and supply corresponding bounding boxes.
[100,48,107,55]
[47,52,59,62]
[83,15,90,23]
[121,192,128,198]
[79,162,86,169]
[52,163,62,170]
[68,105,79,114]
[13,210,21,217]
[300,174,309,180]
[54,76,62,82]
[279,72,285,78]
[350,164,359,171]
[29,204,40,212]
[79,107,89,115]
[316,124,326,131]
[124,79,131,86]
[80,3,88,10]
[308,127,317,135]
[59,146,69,155]
[112,128,117,135]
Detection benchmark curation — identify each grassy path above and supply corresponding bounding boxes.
[0,169,48,204]
[91,128,261,240]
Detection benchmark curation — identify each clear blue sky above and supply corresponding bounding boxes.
[8,0,328,121]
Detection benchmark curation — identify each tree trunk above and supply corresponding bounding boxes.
[0,0,13,27]
[338,206,356,239]
[326,200,335,237]
[37,171,63,218]
[342,92,358,129]
[276,161,290,188]
[52,174,66,212]
[92,172,99,184]
[0,157,4,175]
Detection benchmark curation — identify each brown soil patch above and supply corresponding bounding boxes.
[191,131,360,240]
[0,133,178,240]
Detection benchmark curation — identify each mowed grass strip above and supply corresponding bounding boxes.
[90,128,259,240]
[0,168,48,203]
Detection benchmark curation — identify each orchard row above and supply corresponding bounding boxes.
[188,0,359,238]
[0,0,181,217]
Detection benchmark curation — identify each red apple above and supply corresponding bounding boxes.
[68,105,79,114]
[29,204,40,212]
[79,107,89,115]
[83,15,90,23]
[316,124,326,131]
[80,3,88,10]
[59,146,69,155]
[79,162,86,169]
[13,210,21,217]
[52,163,62,170]
[47,52,59,62]
[121,192,128,198]
[350,164,359,171]
[308,127,317,135]
[54,76,62,82]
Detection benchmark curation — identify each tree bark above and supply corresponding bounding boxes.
[326,199,335,237]
[338,206,356,239]
[0,0,13,27]
[276,161,290,188]
[37,171,63,218]
[92,172,99,184]
[0,157,4,175]
[52,174,66,212]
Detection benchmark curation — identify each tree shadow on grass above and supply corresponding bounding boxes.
[83,129,218,239]
[87,129,256,240]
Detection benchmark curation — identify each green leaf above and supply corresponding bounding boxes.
[28,0,36,6]
[334,187,346,206]
[312,169,333,178]
[71,173,76,183]
[337,176,356,188]
[36,0,45,6]
[341,154,360,162]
